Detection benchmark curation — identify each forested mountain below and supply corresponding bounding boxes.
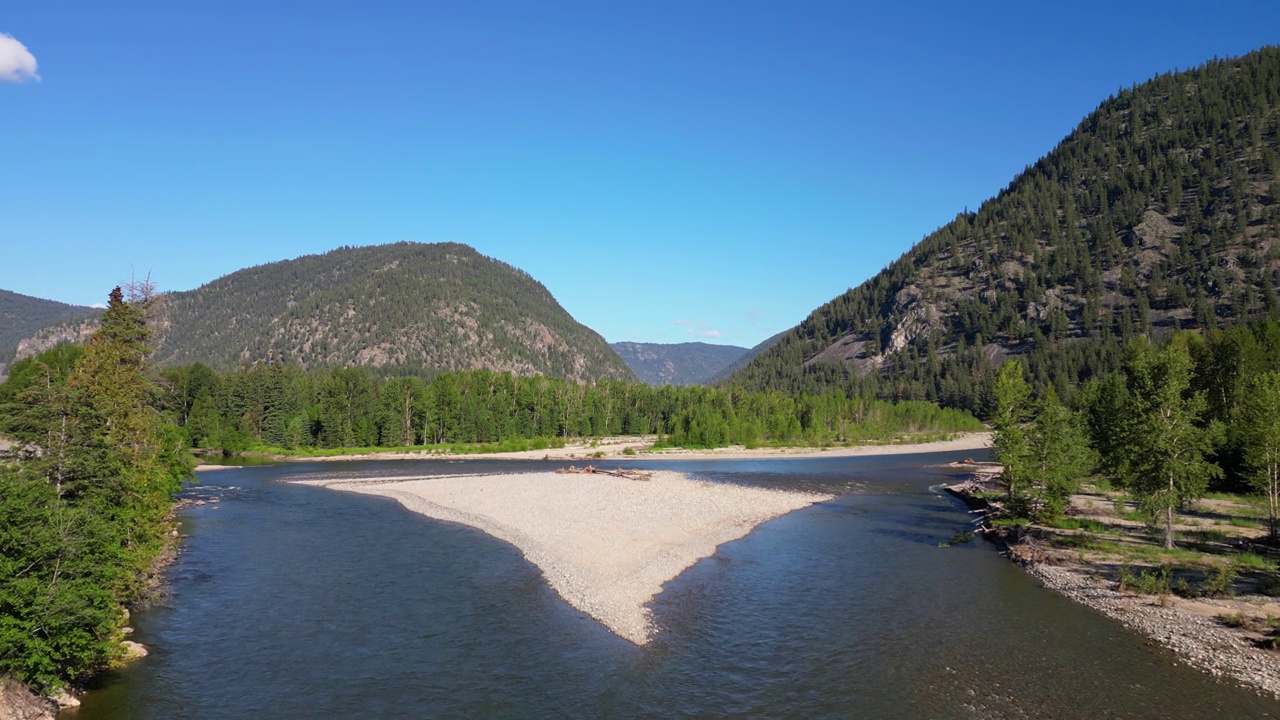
[0,289,98,376]
[728,48,1280,411]
[708,330,787,384]
[611,341,748,385]
[16,243,634,383]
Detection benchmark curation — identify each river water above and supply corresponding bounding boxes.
[72,452,1279,718]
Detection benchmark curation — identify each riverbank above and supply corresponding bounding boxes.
[298,470,833,644]
[219,432,991,467]
[945,468,1280,699]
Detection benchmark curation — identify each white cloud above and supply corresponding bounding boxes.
[698,329,722,339]
[0,33,39,83]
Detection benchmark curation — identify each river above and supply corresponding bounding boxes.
[71,451,1279,718]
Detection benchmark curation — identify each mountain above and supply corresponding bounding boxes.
[0,289,100,377]
[18,243,634,384]
[727,48,1280,410]
[708,330,787,384]
[611,341,748,385]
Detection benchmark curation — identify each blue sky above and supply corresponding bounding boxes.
[2,2,1279,347]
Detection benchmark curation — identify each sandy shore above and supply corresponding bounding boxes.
[300,470,833,644]
[270,432,991,464]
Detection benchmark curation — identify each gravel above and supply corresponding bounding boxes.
[1022,561,1280,698]
[309,471,832,644]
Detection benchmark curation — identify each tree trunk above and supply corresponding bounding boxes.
[1270,463,1279,543]
[1164,505,1175,550]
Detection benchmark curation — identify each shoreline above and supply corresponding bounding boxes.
[197,432,991,469]
[300,470,833,644]
[943,473,1280,700]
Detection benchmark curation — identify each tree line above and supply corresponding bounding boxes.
[133,362,982,454]
[992,318,1280,545]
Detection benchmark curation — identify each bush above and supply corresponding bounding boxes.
[1219,612,1246,628]
[1050,517,1107,533]
[1119,564,1172,595]
[1199,563,1237,598]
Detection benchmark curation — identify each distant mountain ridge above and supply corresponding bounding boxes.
[0,289,100,377]
[17,243,634,384]
[611,341,748,385]
[728,47,1280,410]
[708,330,787,384]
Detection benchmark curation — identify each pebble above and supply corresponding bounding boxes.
[1021,560,1280,698]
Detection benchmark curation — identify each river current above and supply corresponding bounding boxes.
[72,451,1279,718]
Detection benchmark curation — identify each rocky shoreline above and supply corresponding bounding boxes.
[943,475,1280,701]
[1021,561,1280,698]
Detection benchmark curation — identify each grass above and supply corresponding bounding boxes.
[1186,528,1229,543]
[1049,517,1107,533]
[1220,612,1247,628]
[1235,552,1276,572]
[991,517,1032,528]
[1229,517,1262,529]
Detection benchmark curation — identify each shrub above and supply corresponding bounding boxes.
[1119,564,1172,595]
[1219,612,1246,628]
[1199,563,1237,598]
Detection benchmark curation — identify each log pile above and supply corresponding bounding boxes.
[556,465,652,481]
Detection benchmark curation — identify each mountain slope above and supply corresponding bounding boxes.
[0,289,99,374]
[728,47,1280,410]
[708,330,787,384]
[611,341,748,385]
[20,243,634,383]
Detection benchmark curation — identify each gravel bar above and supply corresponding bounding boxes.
[306,471,833,644]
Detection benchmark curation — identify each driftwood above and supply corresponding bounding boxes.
[556,465,652,481]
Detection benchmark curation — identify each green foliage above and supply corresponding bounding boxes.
[0,287,190,692]
[1110,341,1221,549]
[1199,563,1238,598]
[991,360,1033,502]
[1028,389,1095,521]
[0,467,121,694]
[1219,612,1246,628]
[153,361,983,452]
[991,361,1093,520]
[1238,371,1280,540]
[1049,517,1107,533]
[1118,564,1172,596]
